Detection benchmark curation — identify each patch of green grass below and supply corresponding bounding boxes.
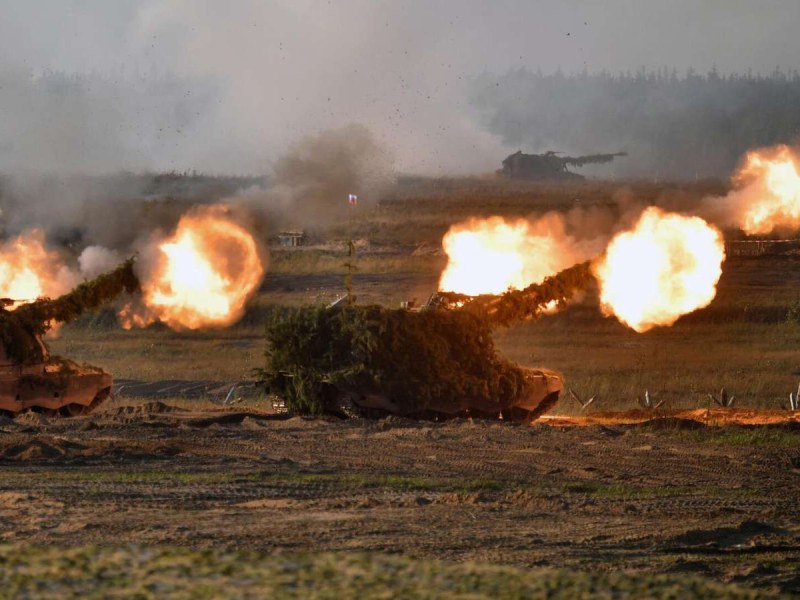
[700,427,800,447]
[3,469,504,493]
[0,545,775,599]
[259,472,504,493]
[560,481,694,498]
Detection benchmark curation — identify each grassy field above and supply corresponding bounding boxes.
[49,177,800,413]
[0,545,776,599]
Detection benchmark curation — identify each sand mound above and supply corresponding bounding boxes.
[13,412,52,428]
[1,437,87,461]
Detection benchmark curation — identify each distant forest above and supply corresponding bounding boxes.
[469,68,800,179]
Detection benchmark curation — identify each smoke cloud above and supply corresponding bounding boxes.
[468,69,800,179]
[0,1,799,254]
[259,124,394,229]
[4,1,800,178]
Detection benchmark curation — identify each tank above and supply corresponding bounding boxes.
[261,262,592,422]
[0,259,139,417]
[499,150,627,180]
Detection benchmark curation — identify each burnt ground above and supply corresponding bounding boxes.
[0,406,798,595]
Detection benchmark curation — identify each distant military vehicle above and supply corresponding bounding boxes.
[499,150,627,180]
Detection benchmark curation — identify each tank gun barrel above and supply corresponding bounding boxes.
[435,261,593,327]
[563,152,627,167]
[14,258,140,332]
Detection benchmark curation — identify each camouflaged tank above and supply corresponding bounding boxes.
[499,150,627,180]
[0,259,139,417]
[262,262,591,423]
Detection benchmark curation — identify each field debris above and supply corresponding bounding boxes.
[568,388,597,411]
[709,388,736,408]
[789,383,800,411]
[637,390,666,410]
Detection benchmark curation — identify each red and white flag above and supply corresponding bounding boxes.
[348,193,358,205]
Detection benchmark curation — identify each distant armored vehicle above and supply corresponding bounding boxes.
[500,150,627,180]
[0,260,139,417]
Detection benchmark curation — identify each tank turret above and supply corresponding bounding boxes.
[0,259,139,417]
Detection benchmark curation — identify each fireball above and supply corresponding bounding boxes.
[439,215,589,295]
[122,207,265,330]
[732,145,800,234]
[0,230,77,308]
[594,207,725,332]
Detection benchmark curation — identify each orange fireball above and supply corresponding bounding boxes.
[0,230,77,308]
[594,207,725,333]
[731,145,800,234]
[439,215,592,296]
[122,207,265,330]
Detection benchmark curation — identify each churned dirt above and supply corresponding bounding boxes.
[0,406,799,595]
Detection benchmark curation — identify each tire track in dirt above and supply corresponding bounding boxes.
[1,414,799,592]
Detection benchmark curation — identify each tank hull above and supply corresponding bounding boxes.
[0,357,112,416]
[323,367,563,422]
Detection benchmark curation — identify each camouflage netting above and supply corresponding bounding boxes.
[260,262,595,415]
[0,259,140,364]
[260,304,532,416]
[437,261,593,327]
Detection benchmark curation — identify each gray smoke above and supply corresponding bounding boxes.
[261,124,394,229]
[4,1,797,179]
[468,69,800,179]
[0,1,799,252]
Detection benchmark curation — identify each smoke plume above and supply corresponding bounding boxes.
[260,124,394,229]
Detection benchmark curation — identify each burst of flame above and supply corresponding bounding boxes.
[732,145,800,234]
[594,207,725,333]
[439,215,590,295]
[0,230,77,309]
[121,207,265,330]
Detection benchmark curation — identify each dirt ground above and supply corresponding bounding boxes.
[1,405,798,595]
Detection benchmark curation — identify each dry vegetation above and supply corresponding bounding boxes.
[0,545,773,599]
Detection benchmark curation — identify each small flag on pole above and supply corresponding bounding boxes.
[348,193,358,205]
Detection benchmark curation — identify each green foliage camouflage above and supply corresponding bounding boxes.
[0,259,139,364]
[260,262,594,415]
[437,261,593,327]
[260,304,531,415]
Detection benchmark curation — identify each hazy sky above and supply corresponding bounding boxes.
[2,1,799,174]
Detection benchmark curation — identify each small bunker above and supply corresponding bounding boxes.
[278,230,306,247]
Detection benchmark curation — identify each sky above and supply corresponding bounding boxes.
[2,0,799,175]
